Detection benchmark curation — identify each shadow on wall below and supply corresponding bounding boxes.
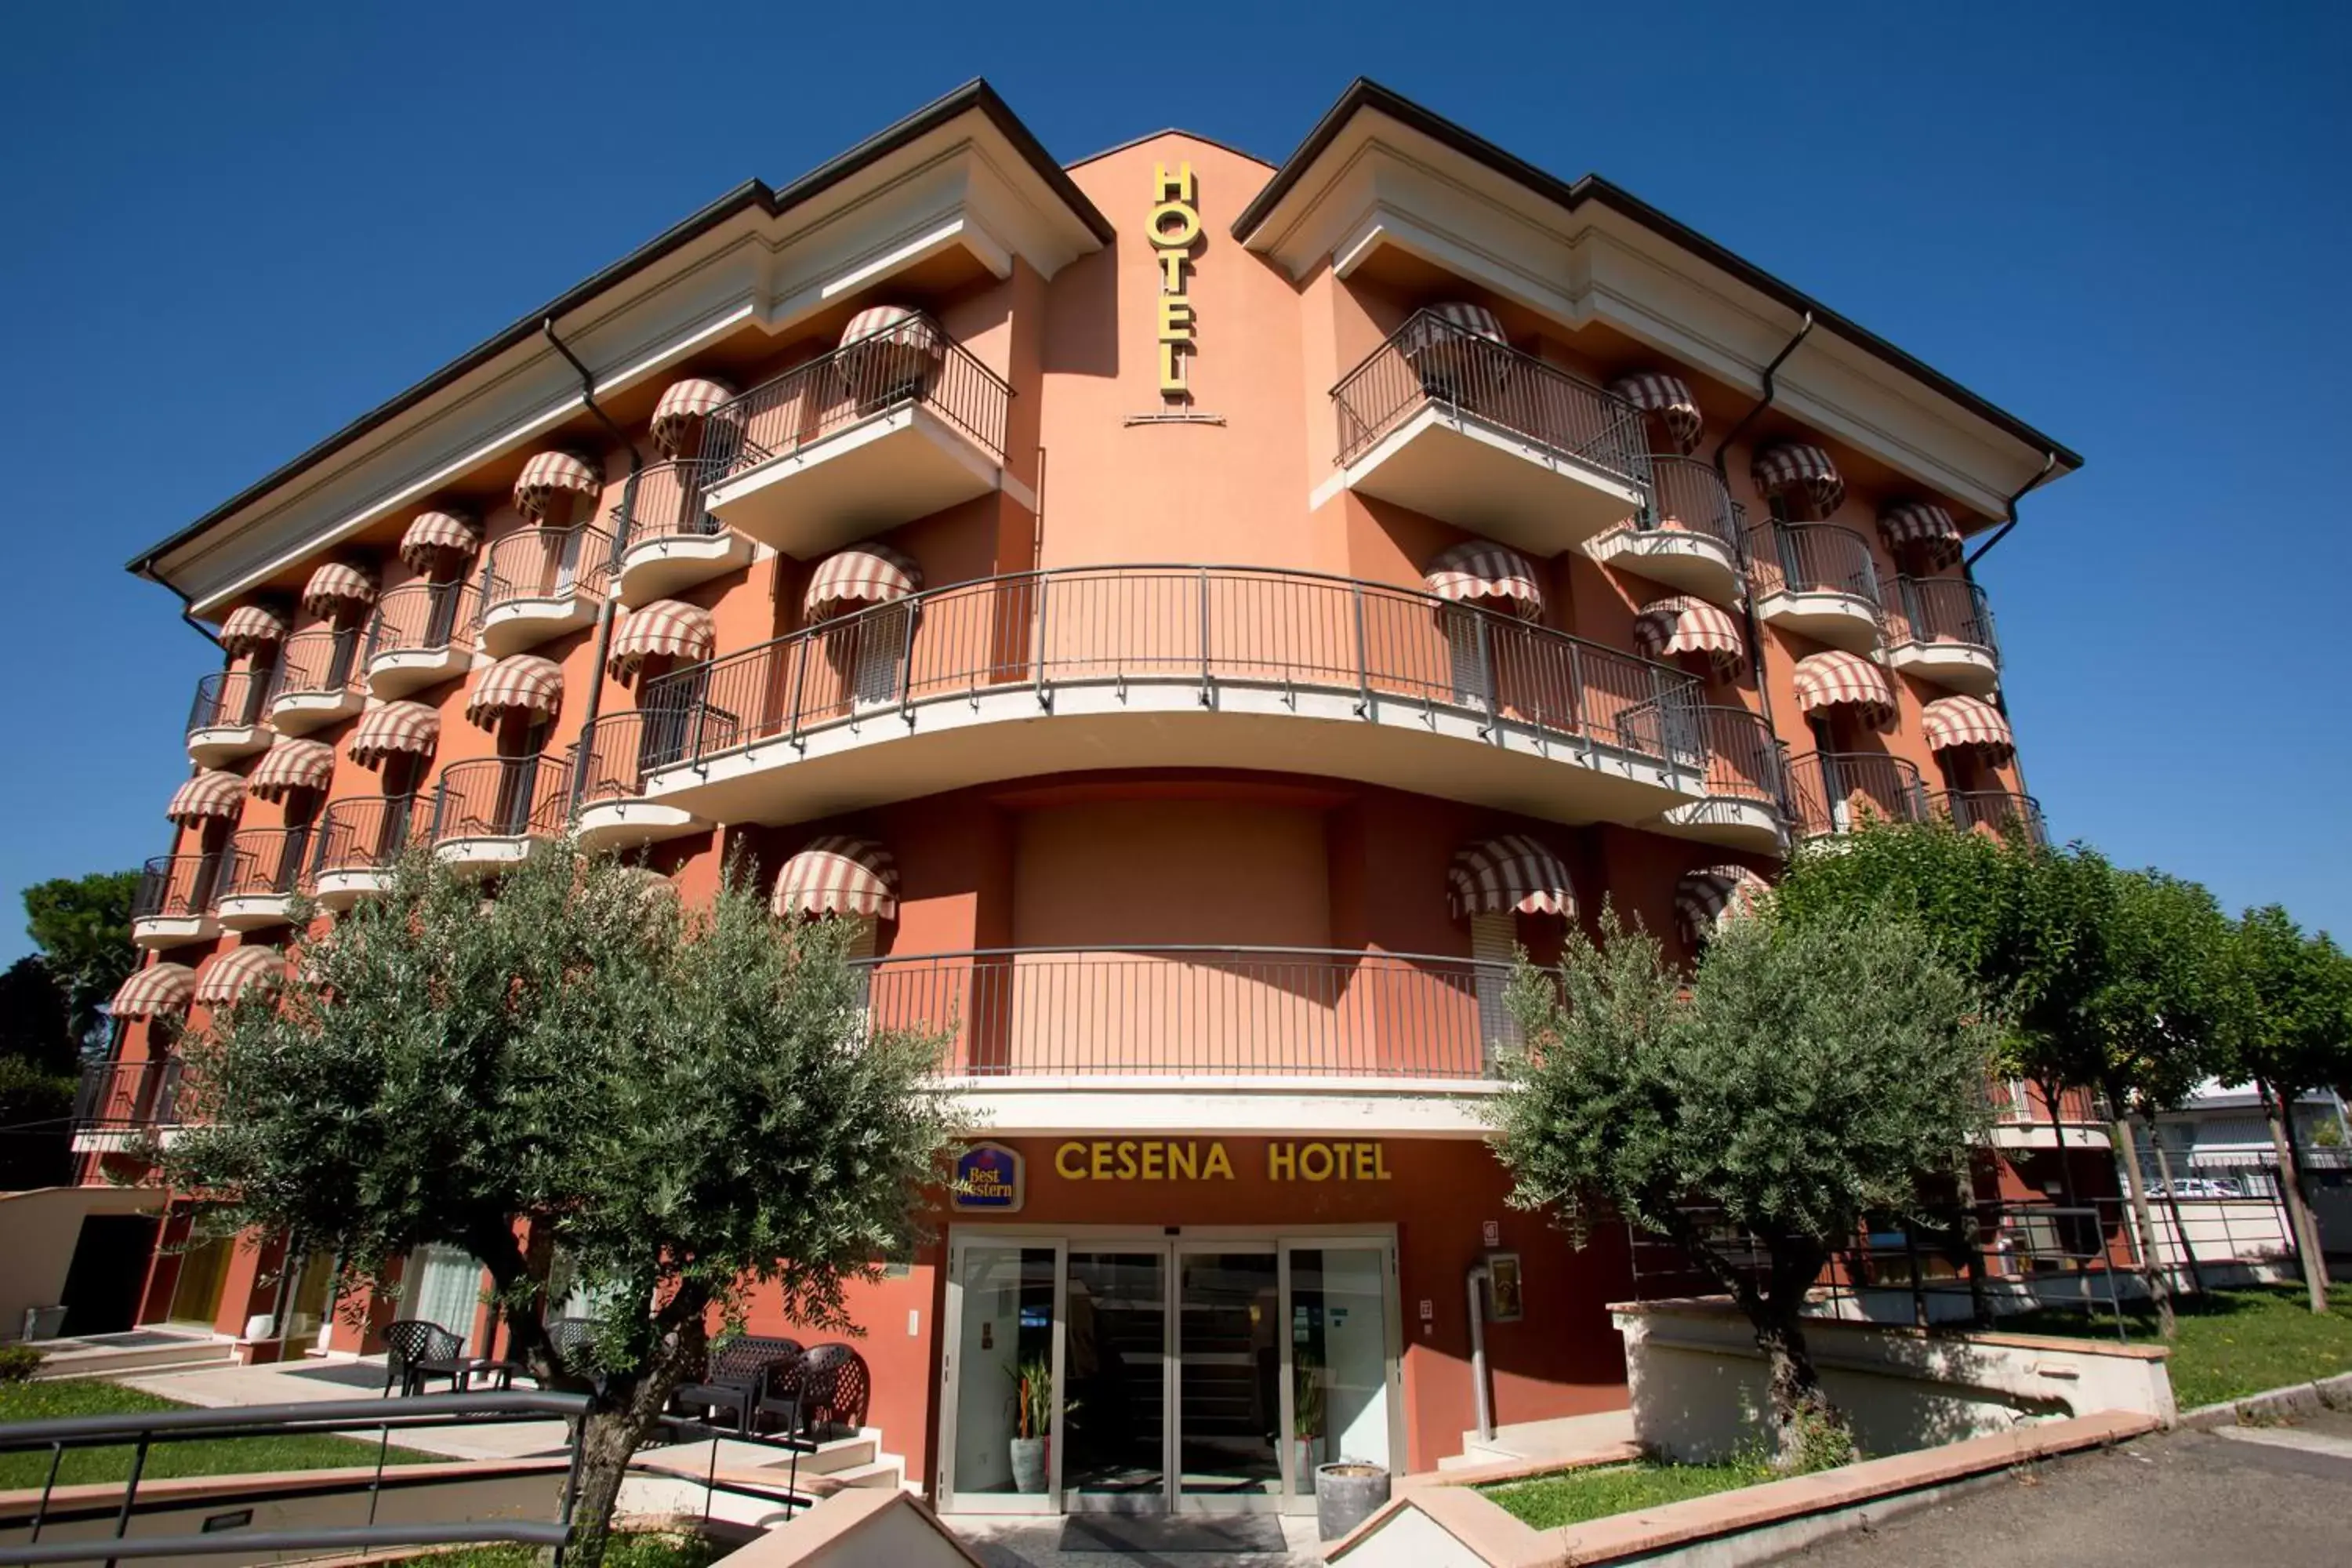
[1042,239,1122,380]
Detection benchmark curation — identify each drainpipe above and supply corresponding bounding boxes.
[542,318,641,814]
[133,562,225,654]
[1465,1263,1494,1443]
[1962,452,2060,570]
[1709,314,1813,793]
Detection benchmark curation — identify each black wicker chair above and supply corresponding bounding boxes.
[797,1342,870,1435]
[673,1334,804,1436]
[383,1319,466,1397]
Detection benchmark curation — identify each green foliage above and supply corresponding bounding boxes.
[1484,1454,1777,1528]
[2085,870,2230,1116]
[1010,1355,1054,1440]
[2214,906,2352,1105]
[0,1345,44,1382]
[0,956,76,1076]
[1998,1286,2352,1408]
[0,1055,75,1189]
[0,1378,436,1486]
[21,871,139,1046]
[1292,1348,1326,1439]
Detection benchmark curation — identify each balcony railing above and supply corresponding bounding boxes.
[1887,575,1998,656]
[608,459,724,557]
[271,627,364,700]
[635,564,1704,775]
[74,1057,184,1134]
[314,794,423,878]
[219,826,312,901]
[1991,1079,2103,1126]
[1786,752,1930,838]
[187,670,271,736]
[1748,521,1882,608]
[368,579,480,659]
[1684,707,1791,812]
[861,946,1514,1080]
[430,756,569,844]
[1938,789,2047,846]
[479,526,613,616]
[1640,456,1747,561]
[570,710,691,806]
[133,854,223,920]
[1332,310,1652,490]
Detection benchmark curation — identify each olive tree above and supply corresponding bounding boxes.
[162,841,959,1566]
[1490,907,1992,1467]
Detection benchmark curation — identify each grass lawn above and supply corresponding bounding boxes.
[1999,1283,2352,1409]
[394,1532,716,1568]
[0,1378,440,1490]
[1484,1454,1776,1530]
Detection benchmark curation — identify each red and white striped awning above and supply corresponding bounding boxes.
[218,604,290,656]
[1878,502,1965,568]
[608,600,716,677]
[649,378,739,456]
[805,545,923,622]
[840,306,937,352]
[113,962,198,1019]
[772,836,899,921]
[1791,650,1894,722]
[1921,695,2015,759]
[347,701,441,767]
[1447,835,1574,920]
[245,736,335,800]
[194,946,284,1008]
[1423,540,1543,620]
[1609,372,1704,455]
[1421,302,1506,344]
[166,769,246,826]
[1751,443,1847,517]
[1633,596,1744,676]
[301,562,377,618]
[513,451,601,520]
[1675,865,1771,947]
[465,655,564,726]
[399,510,482,572]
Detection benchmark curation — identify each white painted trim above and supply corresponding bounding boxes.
[941,1079,1499,1138]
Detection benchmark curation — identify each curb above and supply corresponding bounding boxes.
[2176,1370,2352,1432]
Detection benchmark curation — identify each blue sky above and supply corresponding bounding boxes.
[2,2,2346,962]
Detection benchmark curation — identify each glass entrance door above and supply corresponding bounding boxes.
[942,1240,1062,1514]
[1176,1248,1283,1510]
[1062,1250,1167,1511]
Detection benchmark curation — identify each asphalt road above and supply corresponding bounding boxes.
[1769,1411,2352,1566]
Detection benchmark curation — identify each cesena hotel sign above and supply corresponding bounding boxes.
[1151,162,1200,399]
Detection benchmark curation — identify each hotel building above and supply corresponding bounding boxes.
[79,80,2082,1508]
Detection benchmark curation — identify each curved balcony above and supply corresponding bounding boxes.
[312,794,423,909]
[477,527,612,656]
[267,629,365,733]
[1748,523,1882,653]
[1937,789,2047,847]
[630,564,1711,830]
[1582,456,1747,604]
[365,581,479,697]
[214,826,312,931]
[1787,752,1930,840]
[428,756,568,873]
[132,854,222,948]
[1646,707,1790,852]
[1330,310,1652,554]
[1886,576,2001,695]
[72,1057,184,1151]
[703,321,1013,559]
[185,670,274,766]
[610,459,754,606]
[569,712,704,851]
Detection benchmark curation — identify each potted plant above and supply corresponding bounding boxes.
[1007,1356,1054,1494]
[1290,1349,1326,1481]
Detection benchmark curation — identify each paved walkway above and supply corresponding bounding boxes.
[946,1513,1324,1568]
[1769,1410,2352,1565]
[118,1356,576,1461]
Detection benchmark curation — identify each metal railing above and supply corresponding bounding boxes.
[430,757,569,844]
[367,579,480,661]
[1938,789,2047,846]
[479,527,613,619]
[186,670,271,737]
[312,794,423,879]
[132,855,222,922]
[1331,310,1652,492]
[1991,1079,2103,1126]
[1887,575,1998,657]
[1786,751,1929,837]
[608,458,724,559]
[1748,521,1881,608]
[270,628,363,701]
[568,710,695,806]
[1682,706,1791,813]
[700,314,1010,485]
[217,826,312,902]
[858,945,1515,1080]
[635,564,1705,777]
[72,1057,184,1134]
[1639,456,1747,560]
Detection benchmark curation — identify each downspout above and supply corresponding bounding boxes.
[541,318,641,815]
[1465,1263,1494,1443]
[1962,452,2060,570]
[133,561,225,654]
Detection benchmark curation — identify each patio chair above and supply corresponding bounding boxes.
[383,1319,467,1398]
[797,1342,870,1436]
[673,1334,804,1437]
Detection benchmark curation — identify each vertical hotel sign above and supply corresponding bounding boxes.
[1151,162,1200,399]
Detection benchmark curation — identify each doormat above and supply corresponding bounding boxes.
[1057,1515,1288,1554]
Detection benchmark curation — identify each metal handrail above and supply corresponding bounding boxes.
[1936,789,2046,846]
[132,855,221,921]
[478,526,613,620]
[1639,456,1747,559]
[1888,574,1998,657]
[270,628,364,699]
[430,757,569,844]
[1786,751,1930,837]
[218,826,311,900]
[566,710,689,807]
[186,670,271,737]
[312,794,423,877]
[607,458,724,559]
[1684,706,1792,813]
[367,579,481,660]
[635,563,1706,777]
[73,1057,183,1134]
[1748,521,1882,608]
[1330,309,1653,493]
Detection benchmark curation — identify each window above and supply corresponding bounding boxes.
[851,605,912,708]
[1471,911,1519,1058]
[1442,608,1486,707]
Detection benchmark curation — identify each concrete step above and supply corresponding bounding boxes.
[1439,1409,1637,1472]
[796,1432,877,1475]
[33,1338,238,1380]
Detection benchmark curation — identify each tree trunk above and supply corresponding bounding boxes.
[2263,1083,2330,1314]
[2111,1112,2175,1338]
[2149,1135,2206,1298]
[1751,1306,1847,1470]
[564,1312,710,1568]
[2040,1079,2080,1208]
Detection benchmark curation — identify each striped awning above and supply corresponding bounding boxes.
[1424,540,1543,619]
[347,701,441,767]
[1447,835,1574,920]
[399,510,482,572]
[608,600,716,677]
[1633,596,1744,676]
[1791,650,1894,722]
[301,562,376,618]
[1609,372,1703,455]
[1419,302,1506,344]
[245,737,335,800]
[1751,443,1847,517]
[1675,865,1771,947]
[840,305,937,349]
[1879,502,1965,568]
[805,545,923,622]
[513,451,601,519]
[166,769,246,826]
[218,604,290,656]
[465,655,564,726]
[649,378,739,456]
[1921,695,2016,759]
[772,836,899,921]
[194,946,284,1008]
[113,962,198,1019]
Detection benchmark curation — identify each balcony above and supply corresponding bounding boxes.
[630,565,1711,830]
[1938,789,2047,847]
[1330,310,1652,555]
[365,581,480,697]
[1646,707,1791,852]
[311,794,423,908]
[1748,523,1882,654]
[184,671,274,766]
[477,527,612,656]
[267,629,365,733]
[131,855,222,948]
[1990,1079,2111,1149]
[570,712,703,851]
[428,756,568,873]
[1787,752,1930,840]
[1885,575,2001,695]
[610,460,754,606]
[1582,456,1747,604]
[702,319,1011,559]
[72,1058,184,1152]
[213,826,312,931]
